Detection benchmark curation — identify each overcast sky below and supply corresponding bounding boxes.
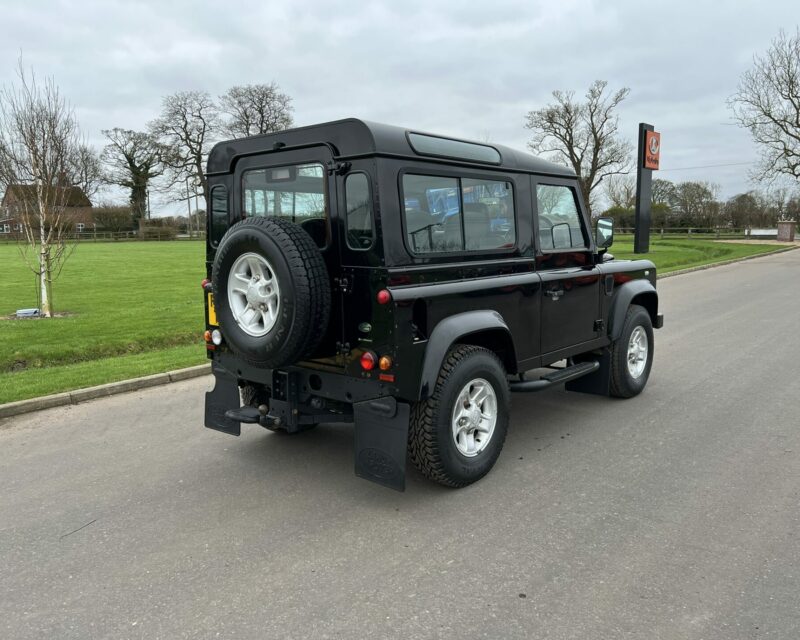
[1,0,798,214]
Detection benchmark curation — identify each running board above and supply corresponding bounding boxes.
[509,361,600,392]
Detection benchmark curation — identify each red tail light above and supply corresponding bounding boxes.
[360,351,377,371]
[376,289,392,305]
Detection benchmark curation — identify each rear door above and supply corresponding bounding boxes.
[532,177,602,355]
[235,146,344,362]
[336,162,382,360]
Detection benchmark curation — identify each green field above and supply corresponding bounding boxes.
[0,238,788,405]
[611,237,783,273]
[1,241,207,404]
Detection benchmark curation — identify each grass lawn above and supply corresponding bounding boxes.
[0,237,790,405]
[1,241,207,404]
[612,236,784,273]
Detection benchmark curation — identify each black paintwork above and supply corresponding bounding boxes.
[202,119,663,488]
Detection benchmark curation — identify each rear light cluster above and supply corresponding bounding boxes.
[203,329,222,346]
[360,350,395,382]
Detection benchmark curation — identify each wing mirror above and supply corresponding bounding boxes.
[595,216,614,250]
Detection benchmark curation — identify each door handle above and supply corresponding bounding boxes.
[545,287,565,300]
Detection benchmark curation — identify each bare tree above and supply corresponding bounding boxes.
[149,90,219,202]
[525,80,633,215]
[71,144,103,200]
[92,204,134,235]
[219,83,294,138]
[102,128,166,220]
[651,178,676,206]
[604,174,636,209]
[0,64,92,316]
[729,29,800,183]
[669,181,721,227]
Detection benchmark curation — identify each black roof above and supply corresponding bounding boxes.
[207,118,575,178]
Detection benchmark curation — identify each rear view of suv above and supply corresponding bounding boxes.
[203,119,663,491]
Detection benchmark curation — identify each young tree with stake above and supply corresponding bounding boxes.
[0,65,99,317]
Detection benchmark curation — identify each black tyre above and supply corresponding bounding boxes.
[212,217,330,368]
[609,304,654,398]
[409,345,510,488]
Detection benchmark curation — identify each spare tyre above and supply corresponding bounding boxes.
[212,217,331,368]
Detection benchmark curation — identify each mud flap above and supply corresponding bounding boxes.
[353,397,410,492]
[204,363,242,436]
[565,348,612,396]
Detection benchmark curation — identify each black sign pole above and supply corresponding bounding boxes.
[634,122,654,253]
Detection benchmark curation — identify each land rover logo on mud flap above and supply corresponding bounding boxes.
[358,448,398,480]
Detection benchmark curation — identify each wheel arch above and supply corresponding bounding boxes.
[609,280,659,341]
[418,311,517,401]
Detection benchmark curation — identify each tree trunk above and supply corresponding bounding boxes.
[39,242,52,317]
[578,177,593,217]
[131,183,147,220]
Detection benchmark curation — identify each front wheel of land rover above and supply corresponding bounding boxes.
[409,345,510,488]
[609,304,654,398]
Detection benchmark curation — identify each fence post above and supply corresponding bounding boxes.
[688,228,692,238]
[715,227,720,239]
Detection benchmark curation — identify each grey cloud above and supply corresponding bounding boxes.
[1,0,798,213]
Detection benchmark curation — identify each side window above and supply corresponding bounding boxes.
[403,174,461,254]
[344,173,374,250]
[536,185,588,251]
[461,178,515,250]
[209,185,228,247]
[402,173,515,254]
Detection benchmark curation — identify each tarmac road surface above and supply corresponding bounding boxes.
[1,249,799,639]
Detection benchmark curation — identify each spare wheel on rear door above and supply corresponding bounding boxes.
[212,217,331,368]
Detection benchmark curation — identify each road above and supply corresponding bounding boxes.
[1,250,799,640]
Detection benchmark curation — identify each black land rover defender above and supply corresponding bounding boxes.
[203,119,664,491]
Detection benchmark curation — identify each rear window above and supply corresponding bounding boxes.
[402,173,515,254]
[242,163,327,247]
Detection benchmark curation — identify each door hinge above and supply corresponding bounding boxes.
[335,341,351,356]
[327,161,351,176]
[334,276,352,294]
[594,319,605,332]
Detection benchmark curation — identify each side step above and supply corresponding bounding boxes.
[509,361,600,393]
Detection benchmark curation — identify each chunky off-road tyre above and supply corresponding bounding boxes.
[212,217,330,368]
[609,304,654,398]
[409,345,510,488]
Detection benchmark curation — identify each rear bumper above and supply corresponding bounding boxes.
[211,351,393,404]
[203,359,411,491]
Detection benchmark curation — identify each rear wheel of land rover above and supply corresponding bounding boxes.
[409,345,510,488]
[212,217,331,368]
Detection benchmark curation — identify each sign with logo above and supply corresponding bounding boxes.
[644,130,661,170]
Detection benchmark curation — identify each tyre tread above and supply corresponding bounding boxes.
[408,344,508,488]
[212,217,331,368]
